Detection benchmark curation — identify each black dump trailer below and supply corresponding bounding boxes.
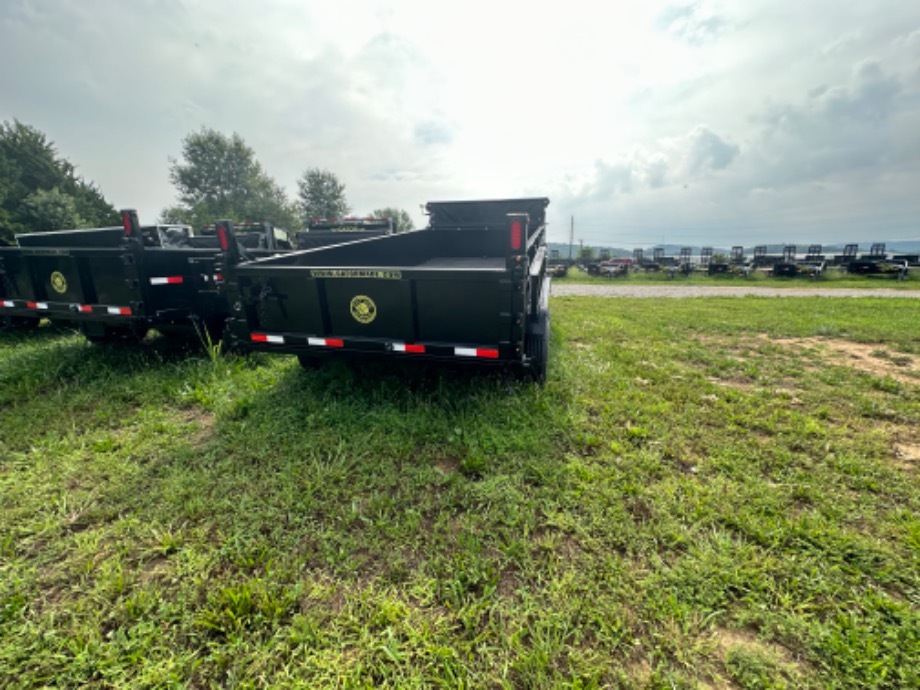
[0,210,290,341]
[218,197,552,381]
[295,217,394,251]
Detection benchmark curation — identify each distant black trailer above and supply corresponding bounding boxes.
[845,243,907,277]
[0,211,290,340]
[547,250,570,278]
[295,217,394,251]
[218,198,552,381]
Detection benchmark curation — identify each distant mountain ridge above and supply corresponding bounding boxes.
[547,240,920,259]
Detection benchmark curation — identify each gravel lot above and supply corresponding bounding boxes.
[551,284,920,299]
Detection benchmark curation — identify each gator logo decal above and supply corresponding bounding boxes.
[350,295,377,324]
[50,271,67,294]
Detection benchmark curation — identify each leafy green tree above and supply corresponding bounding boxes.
[0,120,118,241]
[297,168,349,223]
[163,129,299,230]
[19,188,86,232]
[372,207,415,233]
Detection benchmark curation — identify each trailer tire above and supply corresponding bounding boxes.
[297,353,323,370]
[525,308,550,383]
[84,326,149,345]
[0,315,40,331]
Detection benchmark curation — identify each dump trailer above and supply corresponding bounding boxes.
[295,217,394,251]
[218,197,552,381]
[0,211,290,340]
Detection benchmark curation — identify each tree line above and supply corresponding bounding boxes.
[0,121,413,243]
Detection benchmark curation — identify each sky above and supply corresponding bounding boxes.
[2,0,919,248]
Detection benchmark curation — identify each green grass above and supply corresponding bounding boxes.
[1,298,919,688]
[556,266,920,289]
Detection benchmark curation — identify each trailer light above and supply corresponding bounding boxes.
[149,276,184,285]
[217,226,231,252]
[121,209,139,237]
[394,343,425,354]
[510,220,523,251]
[107,307,132,315]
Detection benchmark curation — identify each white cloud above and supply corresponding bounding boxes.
[1,0,919,246]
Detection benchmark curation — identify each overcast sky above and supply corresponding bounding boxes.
[2,0,919,247]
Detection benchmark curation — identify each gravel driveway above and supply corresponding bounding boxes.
[551,284,920,299]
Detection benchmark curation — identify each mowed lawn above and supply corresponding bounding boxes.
[1,297,918,689]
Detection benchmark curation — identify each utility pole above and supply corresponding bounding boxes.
[569,216,574,260]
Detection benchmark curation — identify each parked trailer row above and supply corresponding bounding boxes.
[569,243,912,280]
[1,198,553,381]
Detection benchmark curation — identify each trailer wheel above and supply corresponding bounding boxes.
[84,326,149,345]
[0,315,40,331]
[525,309,550,383]
[297,353,323,370]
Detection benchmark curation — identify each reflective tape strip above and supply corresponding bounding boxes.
[150,276,184,285]
[394,343,425,354]
[308,337,343,348]
[79,305,93,313]
[107,307,132,315]
[251,333,285,344]
[455,347,499,359]
[1,300,13,308]
[26,302,38,309]
[36,302,48,310]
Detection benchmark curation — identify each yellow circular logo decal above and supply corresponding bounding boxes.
[50,271,67,294]
[350,295,377,324]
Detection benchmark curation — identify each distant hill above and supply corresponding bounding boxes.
[547,240,920,259]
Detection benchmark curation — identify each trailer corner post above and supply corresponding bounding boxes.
[215,220,242,266]
[118,208,150,320]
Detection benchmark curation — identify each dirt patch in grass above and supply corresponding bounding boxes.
[434,456,461,475]
[713,627,807,682]
[763,337,919,386]
[182,408,215,448]
[707,376,756,392]
[714,627,787,658]
[894,443,920,472]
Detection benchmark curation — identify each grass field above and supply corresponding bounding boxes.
[1,297,918,688]
[555,266,920,289]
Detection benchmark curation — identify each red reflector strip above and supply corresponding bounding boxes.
[79,305,93,313]
[107,307,132,315]
[455,347,499,359]
[26,302,38,309]
[150,276,184,285]
[307,337,344,348]
[1,300,13,308]
[251,333,285,344]
[394,343,426,354]
[214,274,222,282]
